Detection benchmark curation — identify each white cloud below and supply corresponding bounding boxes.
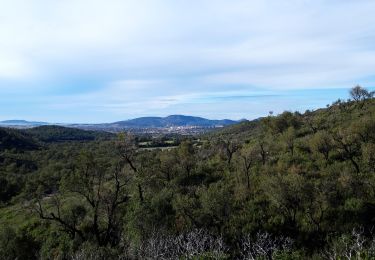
[0,0,375,121]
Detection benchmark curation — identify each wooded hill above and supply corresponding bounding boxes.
[1,86,375,259]
[22,125,115,143]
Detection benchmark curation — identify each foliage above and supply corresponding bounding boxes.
[23,125,114,143]
[1,86,375,259]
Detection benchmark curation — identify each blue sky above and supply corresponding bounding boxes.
[1,0,375,123]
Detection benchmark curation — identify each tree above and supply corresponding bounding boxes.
[257,135,272,165]
[310,130,333,163]
[361,143,375,173]
[264,173,306,230]
[218,138,241,166]
[240,232,293,260]
[116,132,138,172]
[137,229,227,259]
[116,133,144,202]
[324,228,375,259]
[350,85,373,102]
[177,140,195,177]
[158,150,177,182]
[333,129,361,173]
[238,146,258,189]
[36,152,129,247]
[281,127,296,156]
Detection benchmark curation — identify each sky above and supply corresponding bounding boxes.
[1,0,375,123]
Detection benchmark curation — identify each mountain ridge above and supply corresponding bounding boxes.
[0,115,241,130]
[0,120,49,126]
[111,115,238,128]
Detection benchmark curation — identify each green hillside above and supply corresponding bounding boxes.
[0,127,39,152]
[1,87,375,259]
[23,125,115,142]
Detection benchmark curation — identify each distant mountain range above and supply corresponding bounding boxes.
[0,120,49,126]
[108,115,237,128]
[0,115,240,132]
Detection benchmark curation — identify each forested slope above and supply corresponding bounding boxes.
[1,87,375,259]
[23,125,115,142]
[0,128,39,152]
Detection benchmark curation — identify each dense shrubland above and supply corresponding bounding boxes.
[1,86,375,259]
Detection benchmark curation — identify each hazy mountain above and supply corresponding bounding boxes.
[110,115,238,128]
[0,120,49,126]
[0,115,240,133]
